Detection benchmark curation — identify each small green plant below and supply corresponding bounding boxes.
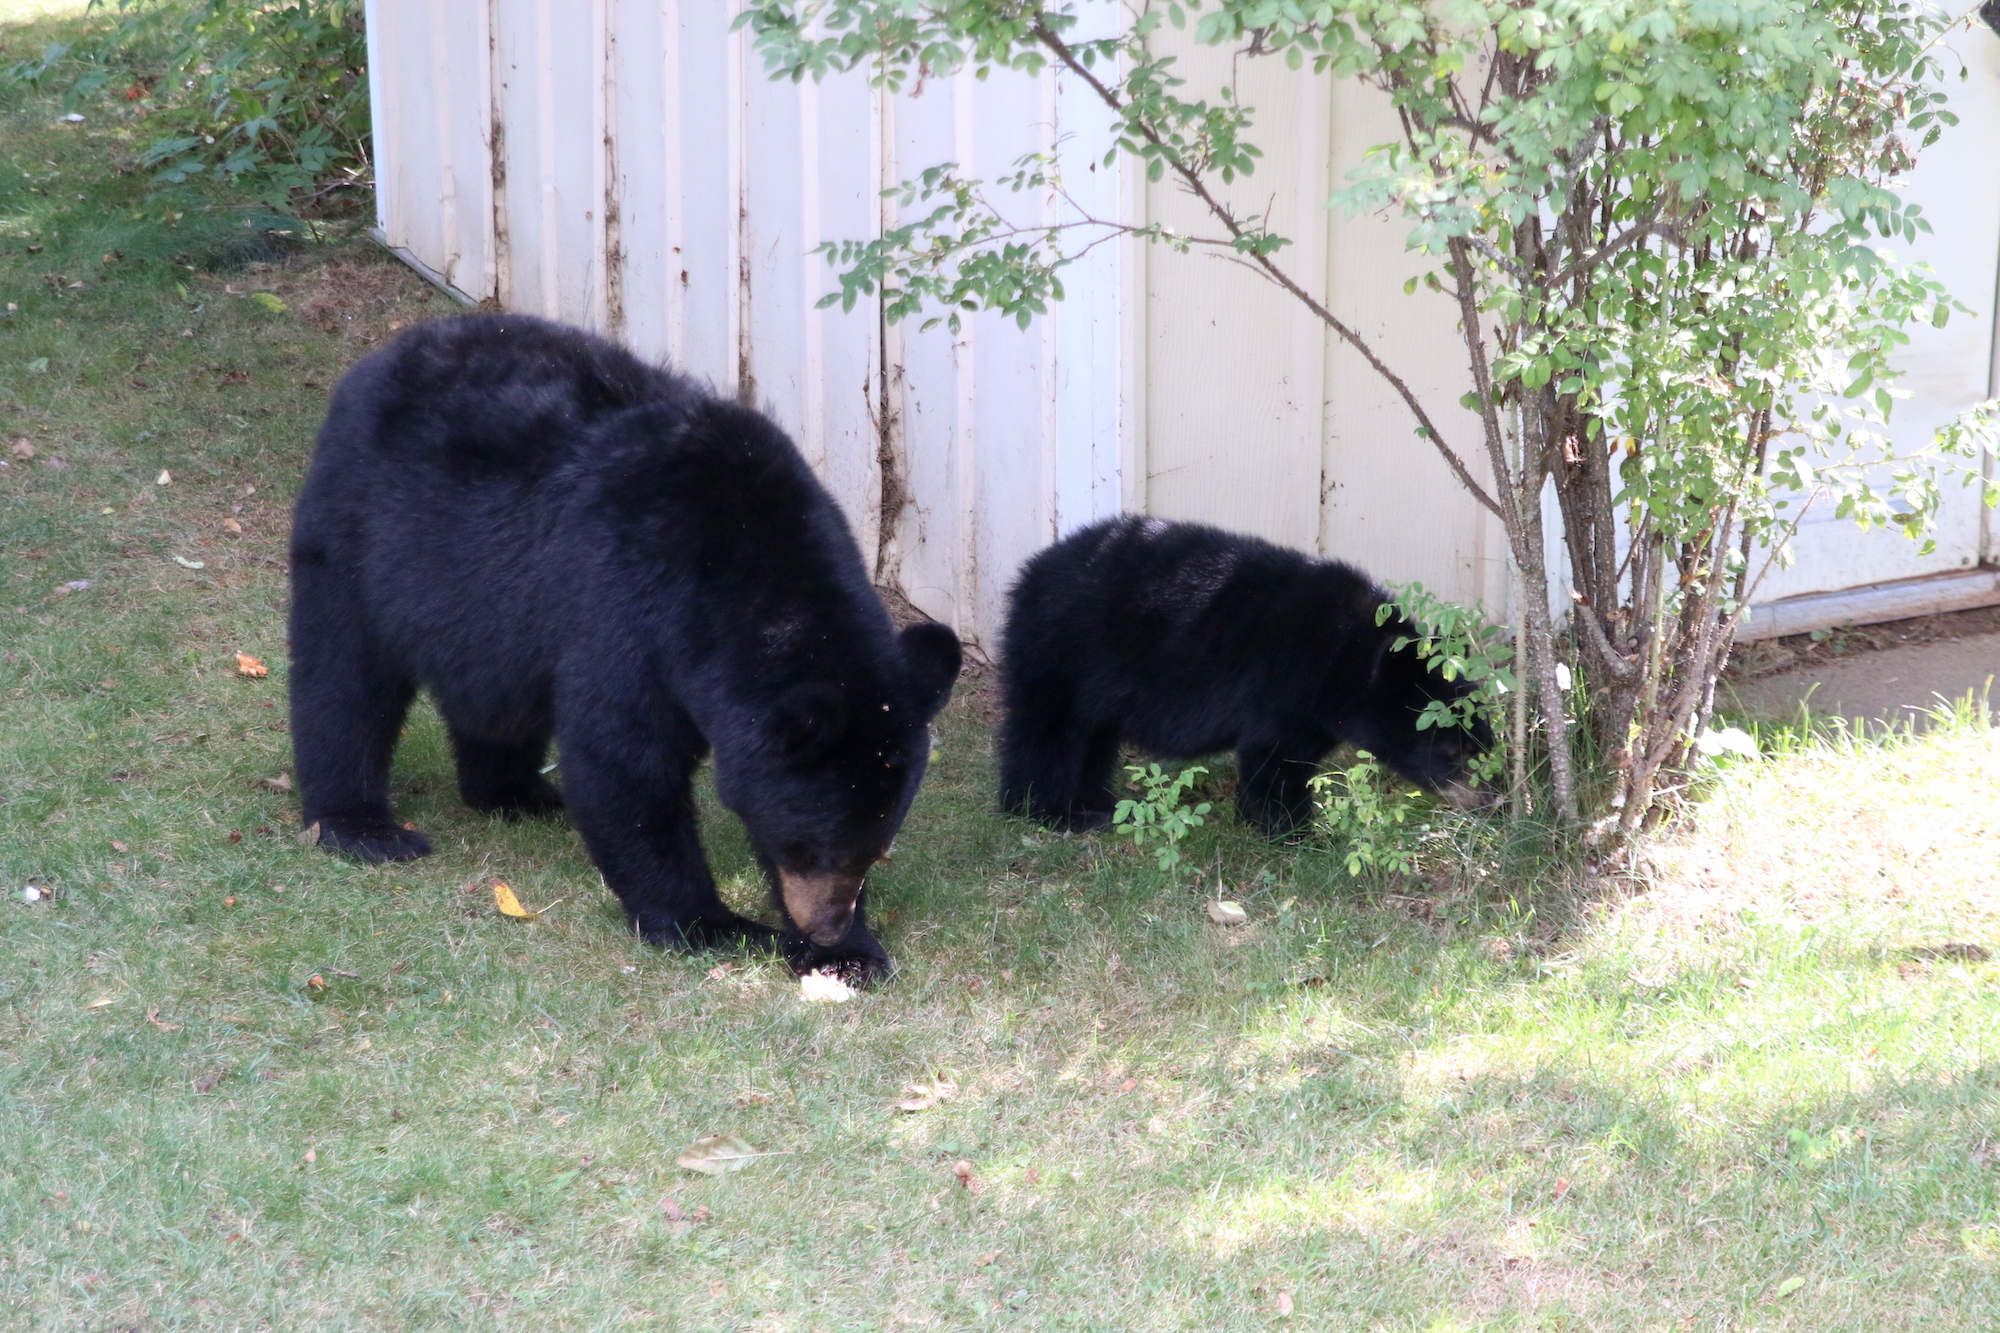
[1111,763,1212,875]
[1309,751,1426,878]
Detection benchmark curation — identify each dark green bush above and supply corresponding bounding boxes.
[8,0,369,213]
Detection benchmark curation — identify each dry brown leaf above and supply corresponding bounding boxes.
[109,840,127,852]
[9,439,33,459]
[221,517,243,535]
[951,1159,982,1193]
[257,773,292,792]
[84,995,115,1010]
[492,881,539,920]
[1553,1176,1572,1201]
[145,1007,182,1031]
[192,1070,223,1094]
[235,652,268,678]
[895,1079,956,1113]
[1274,1291,1295,1316]
[298,822,321,847]
[975,1251,999,1267]
[675,1134,768,1176]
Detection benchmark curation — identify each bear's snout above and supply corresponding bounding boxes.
[777,867,865,946]
[1438,778,1500,811]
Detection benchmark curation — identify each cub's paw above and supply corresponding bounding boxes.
[1047,806,1114,834]
[784,931,893,988]
[312,816,433,863]
[631,909,779,956]
[466,777,566,819]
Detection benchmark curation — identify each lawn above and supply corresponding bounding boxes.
[3,6,1999,1330]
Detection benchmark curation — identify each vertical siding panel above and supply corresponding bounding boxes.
[1049,5,1130,535]
[1141,38,1325,549]
[606,0,669,360]
[802,60,884,568]
[887,70,969,630]
[598,0,622,337]
[966,66,1055,643]
[669,1,734,388]
[365,0,391,237]
[1318,78,1498,610]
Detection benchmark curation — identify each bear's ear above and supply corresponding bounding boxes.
[770,681,850,755]
[899,621,962,719]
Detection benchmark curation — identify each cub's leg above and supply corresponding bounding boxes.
[1235,740,1323,840]
[288,556,430,862]
[998,674,1117,831]
[557,691,775,954]
[444,724,564,817]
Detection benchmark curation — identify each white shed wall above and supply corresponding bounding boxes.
[366,1,2000,649]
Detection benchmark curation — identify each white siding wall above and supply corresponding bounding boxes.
[367,1,1999,647]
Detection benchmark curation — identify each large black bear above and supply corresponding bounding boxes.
[997,516,1492,838]
[289,314,960,980]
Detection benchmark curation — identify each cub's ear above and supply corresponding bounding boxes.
[899,621,962,719]
[771,681,849,754]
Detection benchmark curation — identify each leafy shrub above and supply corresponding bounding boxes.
[1111,763,1211,876]
[9,0,369,212]
[1309,752,1426,878]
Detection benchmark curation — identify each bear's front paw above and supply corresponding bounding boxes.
[630,909,779,957]
[783,931,893,987]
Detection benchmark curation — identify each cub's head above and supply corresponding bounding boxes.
[715,621,962,949]
[1356,617,1499,810]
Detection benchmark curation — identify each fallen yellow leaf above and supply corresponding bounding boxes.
[492,881,539,920]
[235,652,268,678]
[1207,900,1249,926]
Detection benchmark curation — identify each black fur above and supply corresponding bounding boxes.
[288,314,960,980]
[997,516,1492,837]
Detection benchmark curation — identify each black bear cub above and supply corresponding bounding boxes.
[289,314,960,981]
[998,516,1492,838]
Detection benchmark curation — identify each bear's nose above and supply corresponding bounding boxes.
[776,867,864,946]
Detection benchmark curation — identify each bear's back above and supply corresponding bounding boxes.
[319,313,697,486]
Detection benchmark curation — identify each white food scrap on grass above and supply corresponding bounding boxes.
[799,969,856,1003]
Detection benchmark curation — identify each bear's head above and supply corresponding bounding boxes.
[1356,617,1499,810]
[716,621,962,948]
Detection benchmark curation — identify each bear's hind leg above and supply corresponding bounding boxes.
[448,728,564,818]
[289,576,430,862]
[1236,741,1322,841]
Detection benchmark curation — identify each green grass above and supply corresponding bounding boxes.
[4,10,2000,1329]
